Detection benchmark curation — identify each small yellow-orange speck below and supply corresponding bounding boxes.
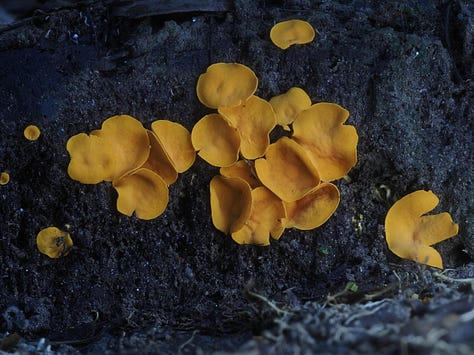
[24,125,41,141]
[0,172,10,185]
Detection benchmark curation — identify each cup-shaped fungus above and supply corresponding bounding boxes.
[269,87,312,129]
[196,63,258,109]
[210,175,252,234]
[220,160,261,189]
[385,190,459,269]
[292,103,358,182]
[151,120,196,173]
[191,113,241,167]
[283,182,340,230]
[255,137,320,202]
[219,95,276,159]
[142,130,178,185]
[231,187,286,245]
[270,19,315,50]
[67,115,150,184]
[37,227,73,258]
[24,125,41,141]
[113,168,169,220]
[0,172,10,185]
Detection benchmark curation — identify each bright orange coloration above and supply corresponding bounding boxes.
[142,131,178,185]
[36,227,73,258]
[219,95,276,159]
[269,87,311,128]
[210,175,252,234]
[220,160,261,189]
[24,125,41,141]
[231,186,286,245]
[67,115,150,184]
[385,190,459,269]
[0,172,10,185]
[270,19,315,49]
[283,182,340,230]
[151,120,195,173]
[191,113,241,167]
[196,63,258,109]
[113,168,169,220]
[292,103,358,181]
[255,137,320,202]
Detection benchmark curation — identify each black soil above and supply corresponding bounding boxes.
[1,1,473,353]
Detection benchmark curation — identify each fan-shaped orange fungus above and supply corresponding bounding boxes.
[24,125,41,141]
[283,182,340,230]
[219,95,276,159]
[113,168,169,220]
[231,187,286,245]
[292,103,358,182]
[151,120,195,173]
[385,190,459,269]
[210,175,252,234]
[191,113,241,167]
[270,19,315,50]
[269,87,311,128]
[141,131,178,185]
[0,172,10,185]
[255,137,320,202]
[67,115,150,184]
[36,227,73,258]
[220,160,261,189]
[196,63,258,109]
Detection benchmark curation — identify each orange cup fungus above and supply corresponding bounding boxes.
[385,190,459,269]
[270,19,315,50]
[37,227,73,258]
[196,63,258,109]
[67,115,195,220]
[193,62,358,245]
[0,172,10,185]
[24,125,41,141]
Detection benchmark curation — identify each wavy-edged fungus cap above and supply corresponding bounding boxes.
[269,87,311,128]
[255,137,320,202]
[191,113,241,167]
[385,190,459,269]
[24,125,41,141]
[283,182,340,230]
[141,130,178,185]
[219,95,276,160]
[292,103,358,182]
[270,19,315,50]
[67,115,150,184]
[231,186,286,245]
[196,63,258,109]
[210,175,252,234]
[113,168,169,220]
[37,227,73,258]
[220,160,261,189]
[151,120,196,173]
[0,172,10,185]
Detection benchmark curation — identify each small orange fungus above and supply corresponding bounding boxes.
[36,227,73,258]
[270,19,315,50]
[67,115,150,184]
[231,187,286,245]
[113,168,169,220]
[255,137,320,202]
[196,63,258,109]
[24,125,41,141]
[219,95,276,159]
[292,103,358,182]
[269,87,311,128]
[142,131,178,185]
[385,190,459,269]
[210,175,252,234]
[191,113,241,167]
[0,172,10,185]
[151,120,196,173]
[220,160,261,189]
[283,182,340,230]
